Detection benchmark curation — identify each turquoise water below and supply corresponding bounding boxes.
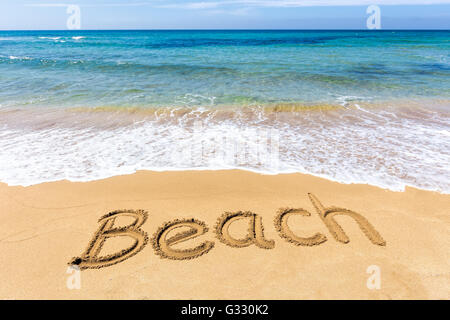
[0,30,449,108]
[0,30,449,191]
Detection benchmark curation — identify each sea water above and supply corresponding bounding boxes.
[0,30,449,192]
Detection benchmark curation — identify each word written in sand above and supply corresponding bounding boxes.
[69,193,386,270]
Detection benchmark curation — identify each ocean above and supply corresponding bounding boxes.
[0,30,449,191]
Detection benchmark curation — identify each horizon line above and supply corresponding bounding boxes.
[1,28,449,31]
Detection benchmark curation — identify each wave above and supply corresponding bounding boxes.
[7,55,32,60]
[0,37,21,41]
[0,101,449,193]
[37,36,84,42]
[38,36,61,40]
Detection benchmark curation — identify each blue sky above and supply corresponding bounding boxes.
[0,0,449,30]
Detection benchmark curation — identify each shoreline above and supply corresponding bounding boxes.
[1,169,448,299]
[2,101,449,193]
[1,168,449,195]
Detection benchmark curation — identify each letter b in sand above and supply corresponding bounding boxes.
[68,210,148,269]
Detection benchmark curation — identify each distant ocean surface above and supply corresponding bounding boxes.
[0,30,449,192]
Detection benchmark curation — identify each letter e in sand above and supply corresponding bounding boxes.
[152,219,215,260]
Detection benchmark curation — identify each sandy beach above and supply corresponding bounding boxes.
[0,170,448,299]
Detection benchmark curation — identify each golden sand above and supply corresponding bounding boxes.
[0,170,448,299]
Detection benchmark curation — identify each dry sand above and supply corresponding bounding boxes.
[0,170,448,299]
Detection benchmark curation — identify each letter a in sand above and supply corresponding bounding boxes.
[215,211,275,249]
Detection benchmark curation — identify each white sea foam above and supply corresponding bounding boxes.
[72,36,85,40]
[8,56,32,60]
[336,95,372,107]
[0,104,449,192]
[39,36,61,40]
